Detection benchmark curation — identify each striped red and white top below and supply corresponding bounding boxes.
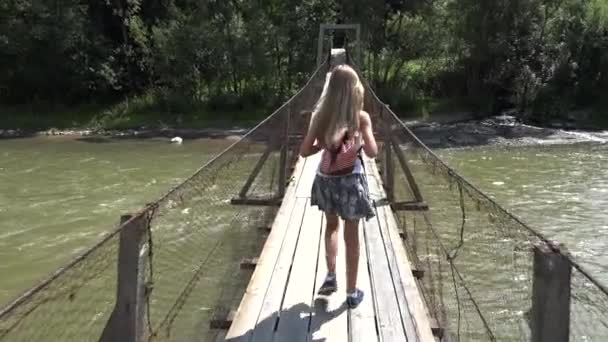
[318,134,362,175]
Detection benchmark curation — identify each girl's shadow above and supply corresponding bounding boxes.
[224,297,348,341]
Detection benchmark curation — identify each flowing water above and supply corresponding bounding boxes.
[0,136,230,305]
[436,143,608,283]
[0,135,607,339]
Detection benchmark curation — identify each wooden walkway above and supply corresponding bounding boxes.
[225,153,435,342]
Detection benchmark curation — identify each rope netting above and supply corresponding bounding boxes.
[0,234,120,341]
[360,76,608,341]
[0,61,329,342]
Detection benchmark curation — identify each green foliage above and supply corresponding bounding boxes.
[0,0,606,126]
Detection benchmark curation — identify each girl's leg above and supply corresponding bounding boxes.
[318,213,340,295]
[344,219,360,293]
[324,213,340,274]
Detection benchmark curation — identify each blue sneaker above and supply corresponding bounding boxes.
[317,274,337,295]
[346,289,364,308]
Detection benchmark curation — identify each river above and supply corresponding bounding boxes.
[0,135,607,338]
[0,136,229,305]
[437,143,608,282]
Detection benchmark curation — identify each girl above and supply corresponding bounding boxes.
[299,64,378,309]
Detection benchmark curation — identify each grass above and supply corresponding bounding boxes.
[0,95,269,132]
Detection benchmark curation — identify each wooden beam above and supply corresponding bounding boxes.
[412,269,425,279]
[390,135,424,203]
[356,24,362,66]
[210,308,237,330]
[530,242,571,342]
[230,197,281,207]
[278,107,290,197]
[429,318,444,339]
[383,108,395,202]
[257,226,272,233]
[317,24,362,66]
[240,257,259,270]
[238,144,274,198]
[391,201,429,212]
[317,25,325,66]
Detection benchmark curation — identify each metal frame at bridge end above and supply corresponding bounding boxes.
[317,24,361,67]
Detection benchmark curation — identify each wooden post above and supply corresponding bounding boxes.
[278,107,290,197]
[137,232,150,342]
[99,214,149,342]
[317,24,326,66]
[382,107,395,202]
[390,136,424,202]
[530,242,571,342]
[238,144,273,198]
[355,24,362,67]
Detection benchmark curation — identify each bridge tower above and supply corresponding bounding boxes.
[316,24,362,67]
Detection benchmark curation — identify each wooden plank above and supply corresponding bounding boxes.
[367,158,436,342]
[372,206,421,342]
[225,157,307,341]
[274,203,324,341]
[310,219,349,342]
[348,222,380,342]
[383,206,436,342]
[365,156,418,341]
[248,197,309,342]
[296,153,321,198]
[248,157,318,341]
[362,211,409,341]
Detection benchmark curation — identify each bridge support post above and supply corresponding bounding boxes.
[278,105,291,197]
[530,242,571,342]
[390,134,424,203]
[100,214,150,342]
[381,107,395,202]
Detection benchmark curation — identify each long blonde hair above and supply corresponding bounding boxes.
[309,64,364,149]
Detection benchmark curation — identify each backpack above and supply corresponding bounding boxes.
[319,133,362,175]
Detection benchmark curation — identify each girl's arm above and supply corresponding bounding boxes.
[360,111,378,158]
[299,130,322,157]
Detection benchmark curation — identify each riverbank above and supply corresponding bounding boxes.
[2,108,607,148]
[408,114,608,148]
[0,103,264,140]
[0,126,251,141]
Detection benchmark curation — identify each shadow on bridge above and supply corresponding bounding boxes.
[224,299,348,342]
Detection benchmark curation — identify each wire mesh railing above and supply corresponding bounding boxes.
[0,61,329,342]
[360,75,608,341]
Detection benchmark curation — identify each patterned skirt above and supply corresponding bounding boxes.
[311,173,375,221]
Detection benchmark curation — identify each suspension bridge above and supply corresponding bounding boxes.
[1,26,608,342]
